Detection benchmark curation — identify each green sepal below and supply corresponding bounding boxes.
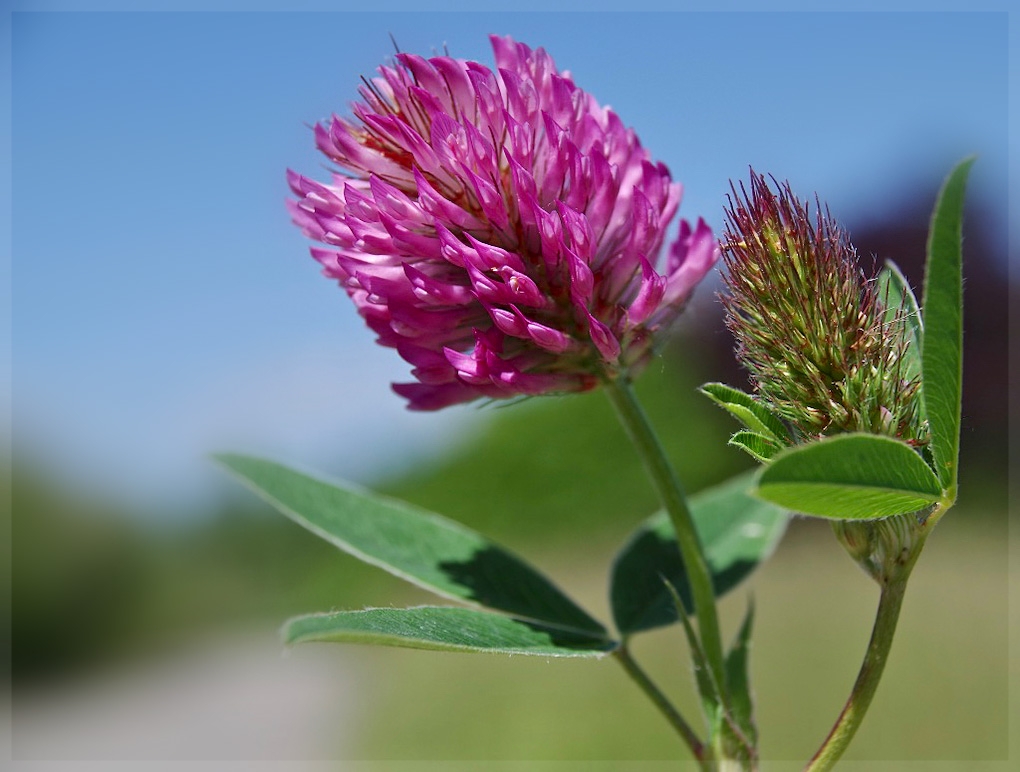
[665,582,756,762]
[877,260,925,418]
[724,600,758,747]
[662,580,722,717]
[700,383,791,446]
[728,430,782,463]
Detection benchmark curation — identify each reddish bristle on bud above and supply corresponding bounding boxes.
[720,170,925,443]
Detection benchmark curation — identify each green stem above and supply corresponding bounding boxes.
[603,377,727,692]
[614,645,707,766]
[803,579,909,772]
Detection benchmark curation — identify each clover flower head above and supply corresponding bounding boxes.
[288,35,718,410]
[720,170,925,443]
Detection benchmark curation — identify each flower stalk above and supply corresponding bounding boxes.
[717,168,963,770]
[613,645,707,766]
[804,577,909,772]
[808,500,946,770]
[603,376,727,697]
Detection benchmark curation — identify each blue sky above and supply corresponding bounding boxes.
[9,10,1010,517]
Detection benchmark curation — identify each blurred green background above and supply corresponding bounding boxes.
[8,353,1012,765]
[10,197,1014,762]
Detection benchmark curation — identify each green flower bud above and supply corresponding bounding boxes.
[721,171,933,580]
[720,171,926,445]
[831,511,932,585]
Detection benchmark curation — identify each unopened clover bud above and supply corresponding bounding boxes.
[720,171,926,445]
[831,512,931,586]
[720,171,933,579]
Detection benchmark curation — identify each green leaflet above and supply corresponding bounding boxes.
[216,454,608,641]
[754,434,943,519]
[610,471,789,635]
[284,606,617,657]
[921,158,974,495]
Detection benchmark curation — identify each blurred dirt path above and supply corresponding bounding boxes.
[7,630,360,768]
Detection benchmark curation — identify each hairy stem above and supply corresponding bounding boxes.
[603,377,727,692]
[614,645,707,765]
[804,579,909,771]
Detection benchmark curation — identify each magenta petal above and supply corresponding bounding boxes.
[584,153,618,230]
[463,234,527,274]
[487,304,528,338]
[395,54,447,108]
[566,251,594,307]
[434,223,475,268]
[499,369,593,397]
[625,188,658,261]
[289,34,715,409]
[466,261,545,308]
[497,267,545,307]
[369,176,417,220]
[626,256,667,326]
[462,169,510,232]
[393,381,485,411]
[586,311,621,362]
[526,321,572,354]
[557,203,594,260]
[432,56,478,123]
[443,347,488,384]
[404,264,473,305]
[413,168,483,231]
[398,343,459,385]
[663,217,720,307]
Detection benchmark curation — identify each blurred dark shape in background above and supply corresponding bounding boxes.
[9,466,150,678]
[8,180,1011,692]
[8,464,400,684]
